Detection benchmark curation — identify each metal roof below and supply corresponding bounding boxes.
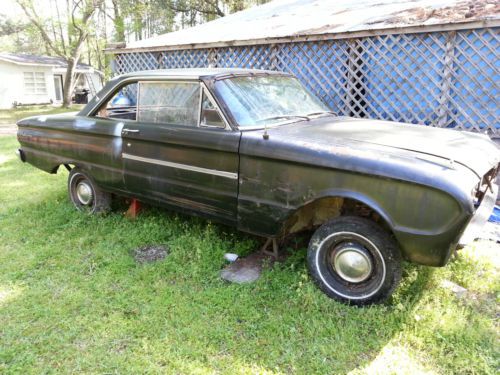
[114,0,500,53]
[0,53,94,71]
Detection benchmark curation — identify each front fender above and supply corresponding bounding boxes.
[237,154,470,266]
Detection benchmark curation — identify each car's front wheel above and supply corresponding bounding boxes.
[307,216,402,305]
[68,167,111,214]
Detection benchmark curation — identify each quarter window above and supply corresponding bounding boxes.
[138,82,200,126]
[24,72,47,95]
[200,91,224,128]
[96,82,138,120]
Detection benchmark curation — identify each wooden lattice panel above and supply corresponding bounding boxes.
[113,27,500,135]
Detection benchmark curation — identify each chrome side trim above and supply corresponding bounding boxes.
[122,153,238,180]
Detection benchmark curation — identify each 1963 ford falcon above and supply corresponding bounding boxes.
[16,68,499,305]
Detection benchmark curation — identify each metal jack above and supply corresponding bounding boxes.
[261,237,279,259]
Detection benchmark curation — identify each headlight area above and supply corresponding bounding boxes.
[473,165,499,208]
[459,165,499,246]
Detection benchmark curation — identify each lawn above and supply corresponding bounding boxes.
[0,135,498,374]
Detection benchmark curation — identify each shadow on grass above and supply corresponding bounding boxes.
[2,141,493,372]
[0,184,439,373]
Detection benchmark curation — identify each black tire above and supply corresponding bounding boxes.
[307,216,402,306]
[68,167,111,214]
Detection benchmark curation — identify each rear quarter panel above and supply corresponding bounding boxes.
[17,114,125,190]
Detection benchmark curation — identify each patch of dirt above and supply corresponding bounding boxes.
[133,245,169,264]
[0,124,17,136]
[461,290,499,319]
[221,238,297,284]
[220,251,285,283]
[480,222,500,243]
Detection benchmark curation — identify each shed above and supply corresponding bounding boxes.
[0,53,103,109]
[107,0,500,136]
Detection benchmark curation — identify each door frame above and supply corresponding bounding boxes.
[120,79,240,224]
[53,74,64,103]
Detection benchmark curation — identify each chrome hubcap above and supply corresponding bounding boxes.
[332,243,373,283]
[76,181,93,205]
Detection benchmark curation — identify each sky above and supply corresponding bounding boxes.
[2,0,105,20]
[3,0,25,19]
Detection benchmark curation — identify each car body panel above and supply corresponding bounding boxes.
[17,114,126,190]
[16,68,500,268]
[121,121,240,224]
[238,132,469,266]
[293,117,498,178]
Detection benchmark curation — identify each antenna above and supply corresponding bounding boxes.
[263,122,269,140]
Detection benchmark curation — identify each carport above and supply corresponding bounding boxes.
[106,0,500,136]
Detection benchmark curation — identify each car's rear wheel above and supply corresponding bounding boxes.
[307,216,402,305]
[68,167,111,214]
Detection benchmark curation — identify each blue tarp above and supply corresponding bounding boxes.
[489,206,500,223]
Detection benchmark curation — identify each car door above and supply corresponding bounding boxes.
[121,79,240,225]
[75,80,139,192]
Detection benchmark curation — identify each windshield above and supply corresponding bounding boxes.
[214,75,330,128]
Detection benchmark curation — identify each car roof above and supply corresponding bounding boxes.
[115,68,289,80]
[79,68,292,117]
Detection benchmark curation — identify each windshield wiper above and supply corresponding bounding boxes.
[256,115,310,123]
[305,111,337,117]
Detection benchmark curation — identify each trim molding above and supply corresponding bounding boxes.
[122,152,238,180]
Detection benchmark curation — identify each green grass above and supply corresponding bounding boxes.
[0,135,499,374]
[0,105,84,125]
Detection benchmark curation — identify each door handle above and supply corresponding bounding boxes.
[122,128,140,134]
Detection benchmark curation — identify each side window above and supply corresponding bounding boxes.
[97,82,138,120]
[138,81,200,126]
[200,91,225,128]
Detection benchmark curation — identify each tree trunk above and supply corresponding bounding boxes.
[62,38,85,107]
[62,57,77,107]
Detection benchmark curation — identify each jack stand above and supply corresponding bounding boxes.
[125,198,142,219]
[261,237,279,259]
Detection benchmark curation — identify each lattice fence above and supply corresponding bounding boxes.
[113,27,499,135]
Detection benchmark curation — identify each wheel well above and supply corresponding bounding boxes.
[281,196,392,235]
[50,163,73,174]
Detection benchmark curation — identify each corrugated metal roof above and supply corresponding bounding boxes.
[0,53,93,70]
[119,0,499,52]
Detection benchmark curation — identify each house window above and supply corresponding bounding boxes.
[24,72,47,95]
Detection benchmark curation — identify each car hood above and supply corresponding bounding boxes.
[264,117,500,178]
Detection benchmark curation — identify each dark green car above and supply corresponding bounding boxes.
[16,68,500,305]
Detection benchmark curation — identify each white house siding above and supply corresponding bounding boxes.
[0,61,56,109]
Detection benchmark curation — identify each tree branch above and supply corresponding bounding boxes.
[15,0,64,56]
[168,0,225,18]
[53,0,67,55]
